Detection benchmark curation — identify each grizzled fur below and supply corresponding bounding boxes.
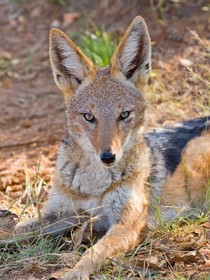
[15,16,210,280]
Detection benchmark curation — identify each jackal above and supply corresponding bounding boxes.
[16,16,210,279]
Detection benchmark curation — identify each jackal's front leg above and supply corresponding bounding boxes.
[64,194,148,280]
[15,189,79,237]
[15,214,78,237]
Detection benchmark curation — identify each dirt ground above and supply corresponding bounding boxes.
[0,0,209,279]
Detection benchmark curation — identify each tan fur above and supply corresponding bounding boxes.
[49,28,96,103]
[161,130,210,208]
[15,16,209,280]
[110,16,151,91]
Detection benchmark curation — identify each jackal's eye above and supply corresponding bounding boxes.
[84,113,96,123]
[119,111,130,121]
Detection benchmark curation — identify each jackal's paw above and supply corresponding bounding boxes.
[63,269,90,280]
[0,210,18,239]
[15,218,40,235]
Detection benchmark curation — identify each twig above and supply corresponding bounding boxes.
[0,138,58,149]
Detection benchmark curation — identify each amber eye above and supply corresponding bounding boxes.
[119,111,130,121]
[84,113,96,123]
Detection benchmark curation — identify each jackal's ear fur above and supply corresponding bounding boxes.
[110,16,151,89]
[50,29,96,94]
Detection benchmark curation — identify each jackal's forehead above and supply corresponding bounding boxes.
[70,68,145,114]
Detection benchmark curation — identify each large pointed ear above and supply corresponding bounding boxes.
[110,16,151,90]
[49,29,96,95]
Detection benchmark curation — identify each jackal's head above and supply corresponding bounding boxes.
[50,16,151,167]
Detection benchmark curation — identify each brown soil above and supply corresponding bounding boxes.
[0,0,209,279]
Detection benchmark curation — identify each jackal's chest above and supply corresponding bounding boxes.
[71,161,115,195]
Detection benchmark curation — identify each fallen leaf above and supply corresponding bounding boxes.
[195,233,207,249]
[71,221,88,249]
[21,119,32,128]
[202,221,210,229]
[0,210,18,239]
[30,7,42,18]
[199,249,210,256]
[123,255,166,272]
[180,58,193,67]
[178,232,206,250]
[204,259,210,266]
[168,250,198,264]
[0,51,12,60]
[49,267,70,280]
[63,12,80,25]
[18,15,26,24]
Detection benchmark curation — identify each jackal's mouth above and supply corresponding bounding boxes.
[101,161,118,168]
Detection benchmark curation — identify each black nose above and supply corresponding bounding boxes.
[100,152,116,164]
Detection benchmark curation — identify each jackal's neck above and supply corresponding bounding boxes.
[55,134,150,198]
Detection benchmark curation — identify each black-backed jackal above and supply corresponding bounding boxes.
[15,16,210,280]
